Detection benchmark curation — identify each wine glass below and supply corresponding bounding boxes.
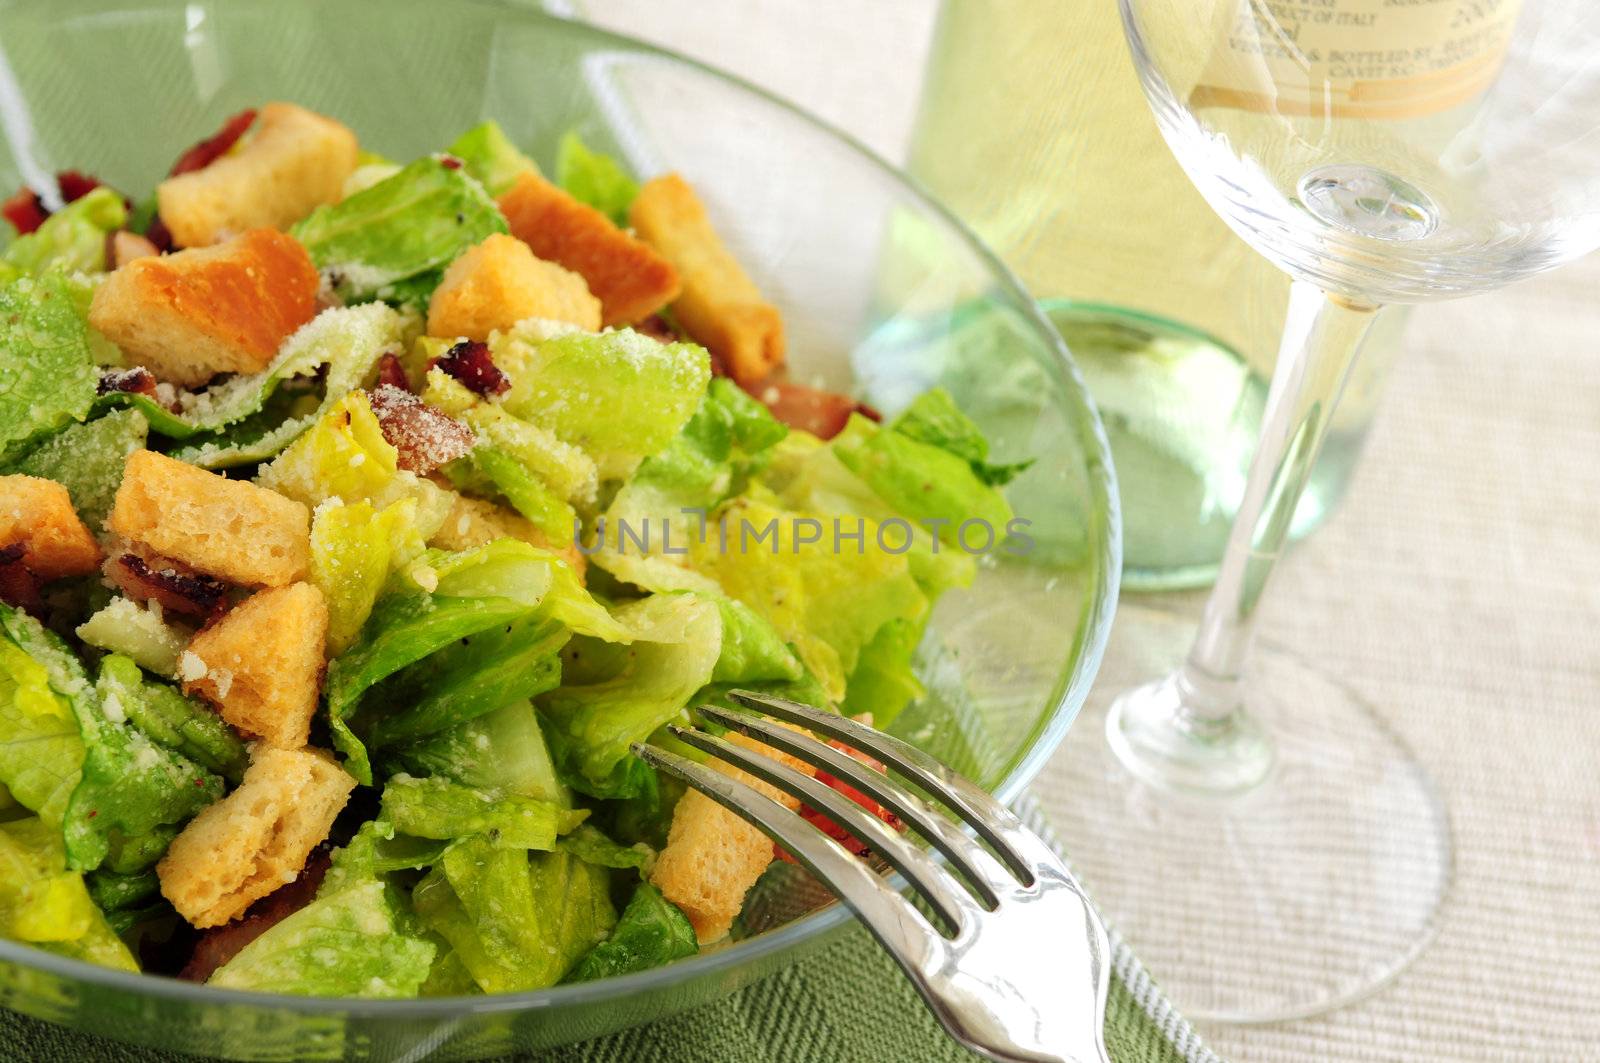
[1054,0,1600,1023]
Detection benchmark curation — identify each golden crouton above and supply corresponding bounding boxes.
[427,234,601,340]
[0,475,102,580]
[428,492,587,581]
[157,102,359,249]
[108,450,311,587]
[497,172,680,327]
[630,174,785,386]
[651,726,816,943]
[182,582,328,748]
[108,230,159,269]
[157,746,354,928]
[88,229,319,388]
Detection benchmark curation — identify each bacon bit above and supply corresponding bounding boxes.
[635,315,683,344]
[107,230,160,269]
[0,544,44,616]
[143,215,175,254]
[374,352,411,393]
[754,380,881,441]
[369,384,476,474]
[439,154,463,170]
[97,366,159,398]
[2,187,47,235]
[178,849,330,983]
[436,339,509,398]
[776,733,902,865]
[55,170,103,203]
[107,553,229,621]
[169,108,258,176]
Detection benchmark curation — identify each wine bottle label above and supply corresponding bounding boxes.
[1190,0,1521,119]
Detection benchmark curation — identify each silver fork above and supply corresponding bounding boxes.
[632,689,1112,1063]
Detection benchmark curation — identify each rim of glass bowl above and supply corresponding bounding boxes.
[0,0,1122,1018]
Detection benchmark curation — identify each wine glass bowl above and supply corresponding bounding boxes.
[1121,0,1600,301]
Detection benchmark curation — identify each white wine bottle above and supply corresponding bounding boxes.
[907,0,1410,589]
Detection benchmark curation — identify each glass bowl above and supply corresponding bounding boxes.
[0,1,1120,1057]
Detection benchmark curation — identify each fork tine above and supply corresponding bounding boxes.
[665,724,977,933]
[727,690,1047,883]
[698,705,1018,906]
[632,742,944,972]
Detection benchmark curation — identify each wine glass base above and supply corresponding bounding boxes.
[1053,603,1454,1024]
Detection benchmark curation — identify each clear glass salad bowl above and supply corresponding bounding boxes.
[0,1,1120,1058]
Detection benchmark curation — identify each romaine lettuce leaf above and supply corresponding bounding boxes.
[359,615,566,749]
[321,818,447,898]
[0,187,125,281]
[389,700,568,806]
[8,408,148,531]
[886,387,1033,486]
[840,616,925,728]
[0,606,223,873]
[414,840,613,993]
[290,155,508,305]
[0,274,99,465]
[0,816,136,971]
[447,120,538,198]
[311,497,421,655]
[539,593,721,797]
[171,303,413,468]
[555,131,638,227]
[0,637,83,828]
[563,882,695,983]
[95,654,247,786]
[555,823,654,872]
[209,880,436,997]
[74,596,191,678]
[494,327,711,475]
[380,775,586,848]
[457,446,576,542]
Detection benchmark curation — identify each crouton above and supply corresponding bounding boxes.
[108,450,310,587]
[88,229,319,388]
[157,102,358,249]
[0,475,101,580]
[181,582,327,748]
[496,172,680,327]
[651,726,816,942]
[630,174,785,386]
[108,230,159,269]
[428,492,587,581]
[157,746,354,928]
[427,234,601,340]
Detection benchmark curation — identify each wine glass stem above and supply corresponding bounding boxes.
[1178,281,1381,722]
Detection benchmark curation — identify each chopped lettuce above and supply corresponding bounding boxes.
[389,700,568,806]
[8,409,148,531]
[0,637,83,828]
[555,823,654,872]
[311,497,421,655]
[539,593,721,797]
[494,327,711,475]
[886,387,1033,486]
[0,817,136,971]
[457,446,576,542]
[209,880,436,997]
[257,388,451,541]
[171,303,413,468]
[380,775,586,848]
[291,155,508,305]
[0,187,125,281]
[414,841,613,993]
[0,274,99,465]
[564,883,695,983]
[1,604,221,873]
[447,120,538,198]
[840,616,925,728]
[95,654,247,786]
[555,132,638,227]
[74,596,191,678]
[321,819,448,898]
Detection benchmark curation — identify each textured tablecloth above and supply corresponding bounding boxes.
[581,2,1600,1060]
